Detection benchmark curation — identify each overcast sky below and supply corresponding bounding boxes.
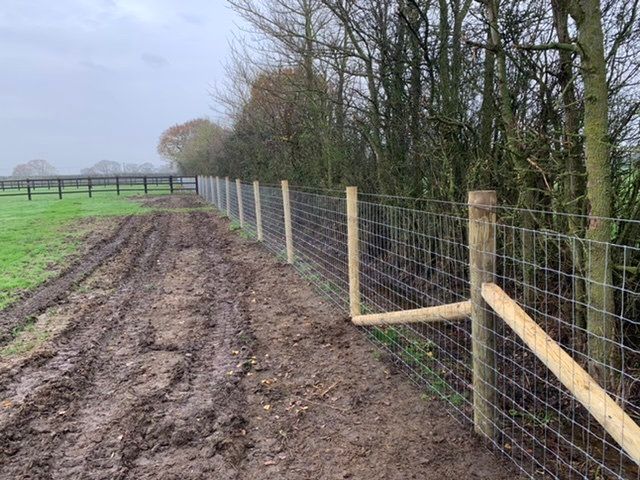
[0,0,239,176]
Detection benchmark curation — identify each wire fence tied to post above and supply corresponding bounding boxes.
[198,176,640,480]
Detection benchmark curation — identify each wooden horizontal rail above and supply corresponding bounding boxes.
[352,300,471,326]
[481,282,640,465]
[0,175,197,200]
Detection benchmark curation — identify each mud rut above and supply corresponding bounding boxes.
[0,196,520,480]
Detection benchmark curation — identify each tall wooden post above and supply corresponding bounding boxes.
[27,179,32,201]
[468,190,498,440]
[225,177,231,217]
[169,175,174,194]
[253,181,263,241]
[88,177,92,198]
[346,187,361,317]
[116,176,120,195]
[236,179,244,227]
[57,178,63,199]
[216,177,222,209]
[144,175,148,194]
[194,175,199,195]
[281,180,294,264]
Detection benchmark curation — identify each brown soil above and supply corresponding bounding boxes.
[0,195,521,479]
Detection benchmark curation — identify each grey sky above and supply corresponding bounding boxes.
[0,0,238,175]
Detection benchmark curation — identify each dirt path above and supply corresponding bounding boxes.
[0,195,520,479]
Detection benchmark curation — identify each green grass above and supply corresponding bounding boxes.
[0,192,155,310]
[508,408,555,427]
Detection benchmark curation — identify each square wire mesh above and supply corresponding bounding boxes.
[203,183,640,480]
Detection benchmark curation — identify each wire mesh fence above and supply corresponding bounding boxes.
[198,176,640,480]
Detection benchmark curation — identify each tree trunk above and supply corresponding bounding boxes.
[569,0,619,390]
[551,0,587,332]
[478,25,496,187]
[486,0,536,304]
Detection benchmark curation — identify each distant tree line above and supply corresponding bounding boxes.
[158,0,640,391]
[8,159,169,179]
[80,160,170,176]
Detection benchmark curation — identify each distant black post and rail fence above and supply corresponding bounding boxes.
[0,175,198,200]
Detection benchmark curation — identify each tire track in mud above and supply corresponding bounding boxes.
[0,215,160,396]
[108,214,254,480]
[0,203,254,480]
[0,214,169,475]
[0,214,138,346]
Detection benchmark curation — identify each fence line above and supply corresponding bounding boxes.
[198,175,640,480]
[0,175,197,200]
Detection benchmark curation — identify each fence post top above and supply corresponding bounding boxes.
[468,190,497,205]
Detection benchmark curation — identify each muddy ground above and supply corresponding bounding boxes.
[0,195,521,479]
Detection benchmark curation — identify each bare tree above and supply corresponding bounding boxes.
[12,159,57,178]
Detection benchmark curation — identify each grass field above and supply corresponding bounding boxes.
[0,191,165,310]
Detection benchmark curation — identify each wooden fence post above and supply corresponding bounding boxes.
[57,178,63,199]
[195,175,199,195]
[210,176,215,204]
[144,175,148,195]
[169,175,174,194]
[225,177,231,217]
[216,177,222,209]
[27,179,32,201]
[253,181,263,241]
[468,190,498,441]
[347,186,361,317]
[116,176,120,195]
[236,179,244,227]
[88,177,92,198]
[281,180,294,264]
